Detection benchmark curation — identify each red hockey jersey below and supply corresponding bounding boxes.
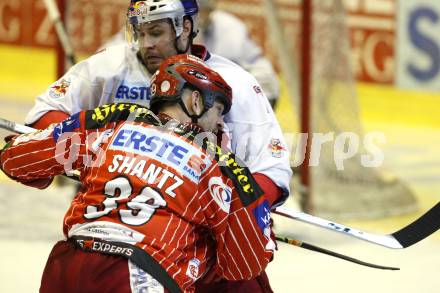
[0,103,275,292]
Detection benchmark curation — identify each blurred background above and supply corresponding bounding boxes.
[0,0,439,292]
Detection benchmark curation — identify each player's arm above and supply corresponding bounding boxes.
[253,172,283,207]
[214,188,274,280]
[30,110,70,130]
[0,112,87,187]
[222,70,292,207]
[25,54,104,128]
[201,161,275,281]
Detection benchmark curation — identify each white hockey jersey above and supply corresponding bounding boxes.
[25,44,291,202]
[102,10,280,103]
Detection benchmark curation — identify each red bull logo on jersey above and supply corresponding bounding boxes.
[208,177,232,213]
[268,138,286,158]
[49,78,71,98]
[109,124,211,183]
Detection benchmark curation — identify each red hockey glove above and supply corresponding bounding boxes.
[1,136,54,189]
[0,159,53,189]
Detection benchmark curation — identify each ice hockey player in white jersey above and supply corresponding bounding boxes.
[25,1,291,291]
[101,0,280,108]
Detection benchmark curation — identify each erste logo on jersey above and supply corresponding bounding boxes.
[109,124,212,183]
[116,82,150,103]
[49,78,71,98]
[208,177,232,213]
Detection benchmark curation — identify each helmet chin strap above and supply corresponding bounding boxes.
[178,100,208,124]
[174,35,192,54]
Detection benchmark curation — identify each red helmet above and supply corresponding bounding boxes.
[150,54,232,116]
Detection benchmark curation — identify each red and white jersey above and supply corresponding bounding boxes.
[24,45,292,204]
[2,104,275,292]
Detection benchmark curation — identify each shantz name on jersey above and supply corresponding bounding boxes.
[108,155,183,198]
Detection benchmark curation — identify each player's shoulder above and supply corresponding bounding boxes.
[207,53,263,102]
[206,53,272,118]
[206,53,254,82]
[76,44,136,78]
[83,102,152,129]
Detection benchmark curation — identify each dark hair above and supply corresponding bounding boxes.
[151,85,200,114]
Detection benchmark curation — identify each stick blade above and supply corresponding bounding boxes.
[391,202,440,248]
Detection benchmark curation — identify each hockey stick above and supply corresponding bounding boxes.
[43,0,76,67]
[273,204,440,249]
[1,117,439,249]
[0,118,35,135]
[275,236,399,270]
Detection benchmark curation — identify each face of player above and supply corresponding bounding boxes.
[197,100,225,134]
[136,19,192,74]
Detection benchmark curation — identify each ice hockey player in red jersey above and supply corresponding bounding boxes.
[26,2,290,290]
[0,55,275,293]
